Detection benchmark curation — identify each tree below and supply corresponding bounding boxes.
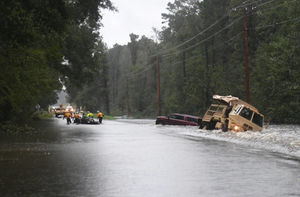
[105,0,299,123]
[0,0,114,123]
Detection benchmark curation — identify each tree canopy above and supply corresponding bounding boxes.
[1,0,299,124]
[106,0,299,123]
[0,0,114,123]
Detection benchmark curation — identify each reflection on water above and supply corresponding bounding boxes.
[0,119,300,197]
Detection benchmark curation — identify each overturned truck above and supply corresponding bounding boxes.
[200,95,264,132]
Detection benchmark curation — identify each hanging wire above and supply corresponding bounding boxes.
[124,0,298,80]
[158,0,296,60]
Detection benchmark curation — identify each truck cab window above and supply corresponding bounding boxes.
[252,112,263,127]
[239,107,253,120]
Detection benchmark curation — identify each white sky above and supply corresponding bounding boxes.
[100,0,171,48]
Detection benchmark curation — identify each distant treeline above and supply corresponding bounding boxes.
[106,0,299,123]
[0,0,113,123]
[1,0,299,124]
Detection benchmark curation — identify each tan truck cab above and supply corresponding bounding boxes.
[54,104,66,117]
[200,95,264,132]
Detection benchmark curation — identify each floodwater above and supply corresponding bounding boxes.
[0,118,300,197]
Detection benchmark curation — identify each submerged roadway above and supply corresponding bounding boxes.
[0,118,299,197]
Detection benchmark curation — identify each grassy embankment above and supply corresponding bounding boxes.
[92,114,116,120]
[0,110,54,141]
[0,112,117,139]
[32,110,53,120]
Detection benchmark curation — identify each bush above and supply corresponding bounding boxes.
[0,123,38,137]
[32,110,53,120]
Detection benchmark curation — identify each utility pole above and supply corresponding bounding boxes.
[126,78,131,117]
[157,56,161,116]
[244,8,250,103]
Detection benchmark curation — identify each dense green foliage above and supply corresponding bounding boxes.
[0,0,113,123]
[107,0,299,123]
[1,0,299,124]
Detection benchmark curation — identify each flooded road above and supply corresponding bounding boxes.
[0,118,300,197]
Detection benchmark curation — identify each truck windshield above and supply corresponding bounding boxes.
[239,107,253,120]
[252,112,263,127]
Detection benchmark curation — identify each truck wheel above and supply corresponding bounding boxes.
[208,120,217,130]
[222,120,228,132]
[199,122,204,129]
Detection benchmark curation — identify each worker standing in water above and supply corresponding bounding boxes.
[65,111,72,124]
[74,113,81,124]
[97,111,104,124]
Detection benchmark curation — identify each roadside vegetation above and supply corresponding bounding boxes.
[0,0,299,128]
[106,0,299,124]
[32,111,53,120]
[0,122,59,142]
[0,0,114,126]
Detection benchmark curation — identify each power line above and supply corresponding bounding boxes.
[127,62,156,80]
[253,0,278,9]
[125,0,298,80]
[127,30,244,80]
[149,0,256,58]
[160,31,244,69]
[255,16,300,30]
[233,0,277,10]
[232,0,263,10]
[253,0,296,12]
[151,0,281,58]
[159,0,295,59]
[151,14,229,57]
[162,16,244,59]
[127,62,155,76]
[126,14,300,80]
[161,16,300,69]
[160,32,243,67]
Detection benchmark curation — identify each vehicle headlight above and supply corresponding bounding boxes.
[233,125,240,132]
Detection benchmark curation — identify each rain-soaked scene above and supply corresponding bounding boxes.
[1,119,300,196]
[0,0,299,197]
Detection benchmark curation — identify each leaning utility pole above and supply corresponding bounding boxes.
[244,8,250,103]
[157,56,161,116]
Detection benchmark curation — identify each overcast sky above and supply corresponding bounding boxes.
[101,0,171,48]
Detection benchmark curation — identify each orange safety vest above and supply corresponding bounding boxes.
[65,113,72,118]
[97,112,103,118]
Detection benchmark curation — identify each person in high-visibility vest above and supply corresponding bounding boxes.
[65,112,72,124]
[74,113,81,124]
[97,111,104,123]
[87,111,93,118]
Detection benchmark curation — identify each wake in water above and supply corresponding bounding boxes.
[118,119,300,158]
[177,124,300,158]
